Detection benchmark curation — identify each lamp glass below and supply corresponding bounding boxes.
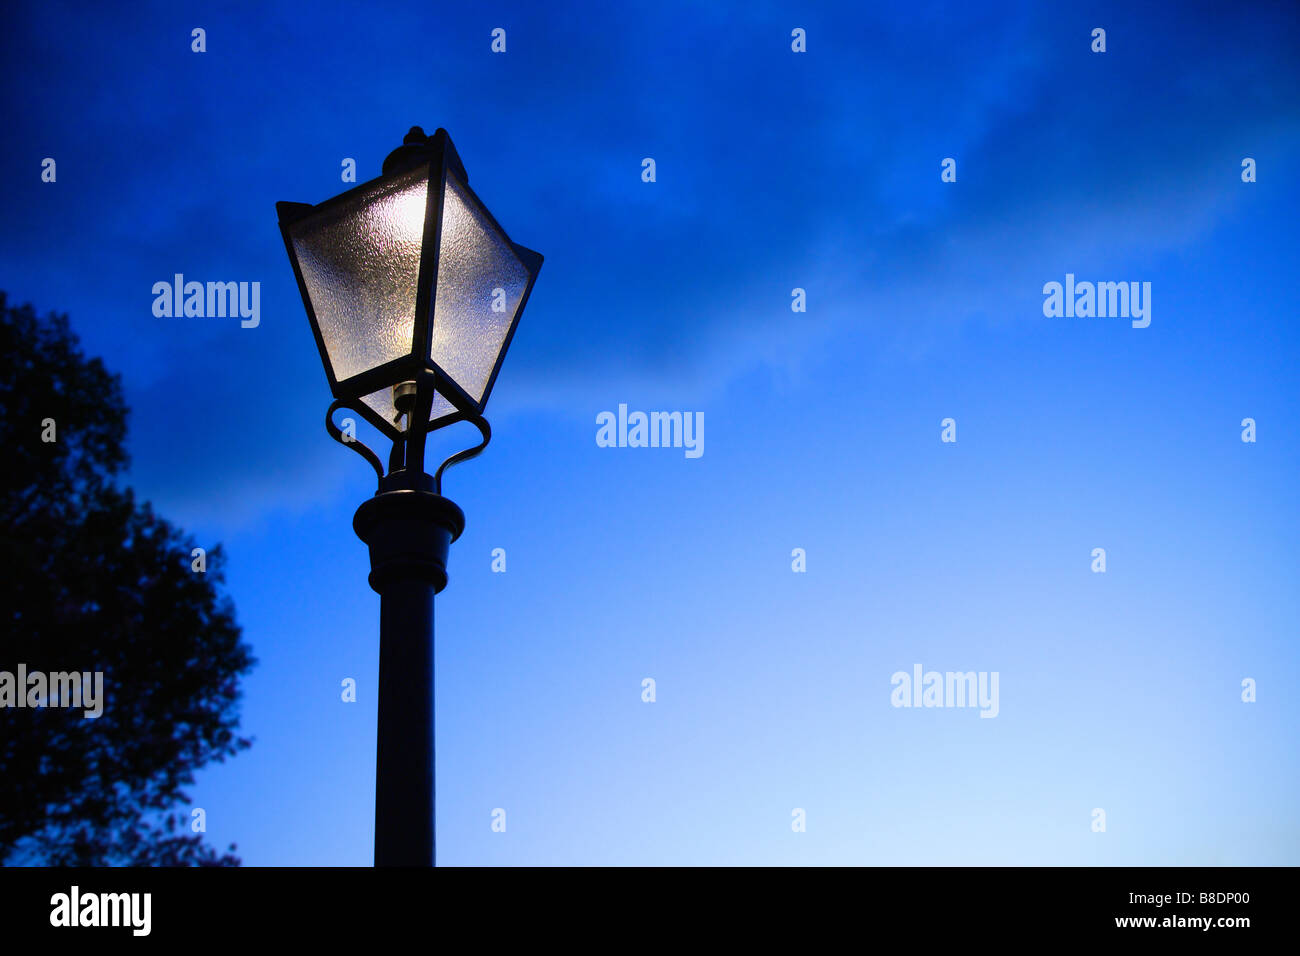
[289,164,431,384]
[429,169,530,405]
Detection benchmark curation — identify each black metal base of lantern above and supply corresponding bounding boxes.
[353,482,465,868]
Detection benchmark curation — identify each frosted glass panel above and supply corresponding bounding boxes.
[360,386,457,432]
[430,170,529,404]
[291,165,430,383]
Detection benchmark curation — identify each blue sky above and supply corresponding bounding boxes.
[2,0,1298,864]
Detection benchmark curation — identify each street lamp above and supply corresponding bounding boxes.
[276,127,542,866]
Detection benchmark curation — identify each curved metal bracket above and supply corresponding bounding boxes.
[327,399,385,486]
[433,414,491,495]
[326,392,491,495]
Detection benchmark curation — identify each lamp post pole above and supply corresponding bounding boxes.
[277,125,542,867]
[353,470,464,867]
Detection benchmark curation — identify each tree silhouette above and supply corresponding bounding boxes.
[0,292,255,866]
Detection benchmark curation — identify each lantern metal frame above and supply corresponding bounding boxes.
[276,127,542,492]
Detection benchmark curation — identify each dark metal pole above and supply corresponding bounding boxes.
[354,480,464,867]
